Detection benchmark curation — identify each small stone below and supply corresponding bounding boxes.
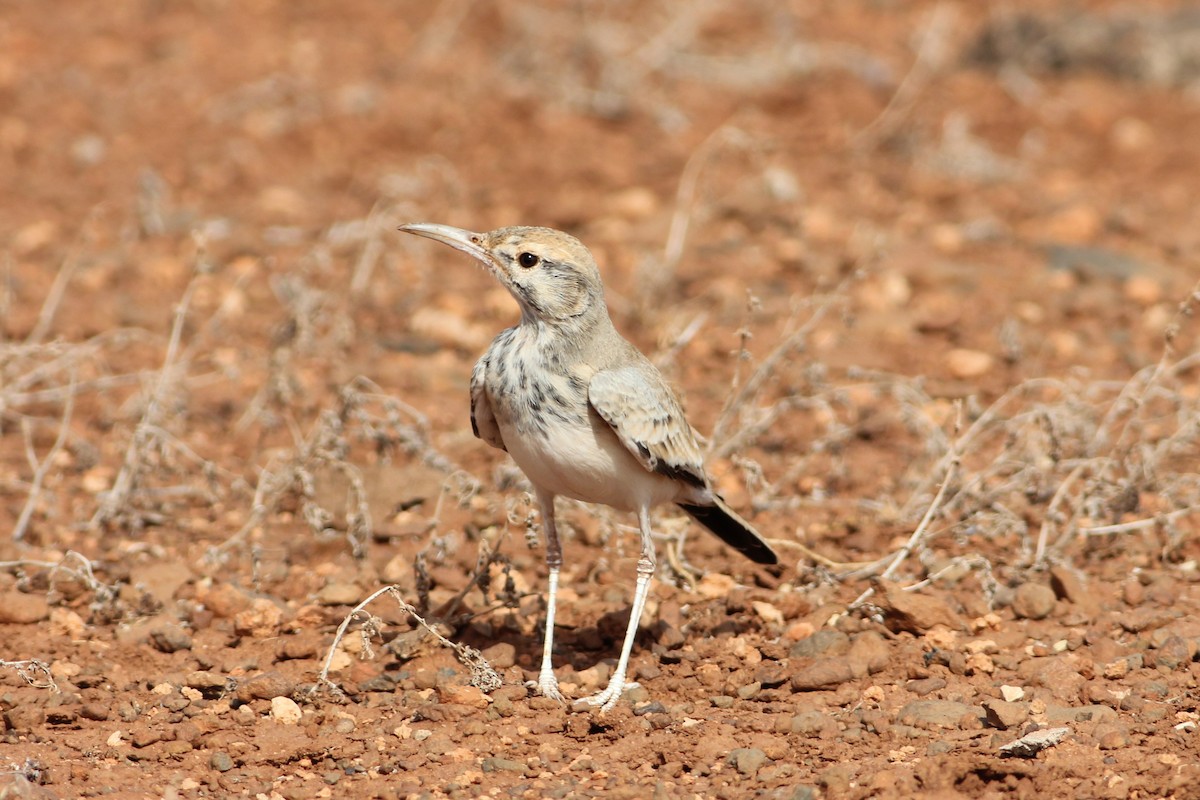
[270,696,302,724]
[896,700,980,730]
[1011,583,1056,620]
[481,757,528,774]
[0,591,50,624]
[1043,704,1117,725]
[4,705,46,731]
[791,711,838,737]
[1124,275,1162,307]
[736,681,762,700]
[751,601,784,626]
[1152,636,1192,671]
[131,727,165,748]
[47,608,86,638]
[1000,685,1025,703]
[728,747,768,776]
[186,671,229,695]
[316,583,364,606]
[481,642,516,670]
[945,348,994,379]
[695,573,737,600]
[905,677,946,696]
[237,671,295,701]
[437,684,490,708]
[149,624,193,654]
[846,632,891,677]
[790,659,854,691]
[200,582,251,618]
[999,726,1070,758]
[789,629,850,659]
[210,751,235,772]
[1110,117,1155,152]
[277,631,323,661]
[875,581,965,633]
[1096,724,1131,750]
[234,598,284,638]
[982,700,1029,730]
[1041,205,1101,243]
[81,703,111,721]
[1047,564,1090,606]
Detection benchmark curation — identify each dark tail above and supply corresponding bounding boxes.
[677,498,779,565]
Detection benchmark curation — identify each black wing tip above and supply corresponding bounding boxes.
[677,502,780,565]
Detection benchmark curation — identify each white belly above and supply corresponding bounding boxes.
[499,412,681,511]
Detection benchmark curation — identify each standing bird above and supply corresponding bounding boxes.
[398,223,779,711]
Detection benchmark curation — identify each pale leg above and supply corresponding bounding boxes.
[535,488,564,702]
[582,505,654,712]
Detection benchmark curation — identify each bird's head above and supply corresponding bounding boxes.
[398,223,605,325]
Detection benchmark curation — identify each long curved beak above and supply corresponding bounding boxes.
[398,223,490,263]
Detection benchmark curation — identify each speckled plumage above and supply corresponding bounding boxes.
[398,222,779,711]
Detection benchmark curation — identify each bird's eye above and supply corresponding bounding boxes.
[518,252,540,268]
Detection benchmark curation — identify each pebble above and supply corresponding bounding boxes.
[789,629,850,659]
[270,696,302,724]
[317,582,365,606]
[736,682,762,700]
[48,607,86,638]
[1096,723,1131,750]
[437,685,490,708]
[481,642,516,670]
[790,711,838,737]
[149,624,193,654]
[896,700,981,730]
[237,671,295,701]
[1011,583,1056,620]
[233,598,284,638]
[1000,685,1025,702]
[1041,204,1101,243]
[728,747,768,776]
[1152,635,1192,670]
[1047,564,1090,607]
[0,591,50,624]
[481,757,528,775]
[200,582,252,618]
[1044,704,1117,725]
[945,348,994,379]
[1124,275,1162,306]
[905,677,946,697]
[846,632,890,677]
[695,573,737,600]
[277,631,323,661]
[982,700,1029,730]
[81,703,111,721]
[210,751,234,772]
[875,581,965,633]
[751,601,784,626]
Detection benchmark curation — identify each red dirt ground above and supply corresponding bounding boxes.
[2,2,1199,798]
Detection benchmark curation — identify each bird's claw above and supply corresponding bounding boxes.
[574,679,640,713]
[532,671,565,704]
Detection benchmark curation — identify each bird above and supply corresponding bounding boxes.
[397,222,779,711]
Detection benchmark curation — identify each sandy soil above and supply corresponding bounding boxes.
[2,1,1199,798]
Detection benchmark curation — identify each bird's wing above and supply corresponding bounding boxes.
[470,356,506,451]
[588,365,707,488]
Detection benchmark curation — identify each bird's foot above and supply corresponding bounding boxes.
[532,670,564,704]
[574,676,641,713]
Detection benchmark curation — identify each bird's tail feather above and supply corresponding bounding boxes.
[676,499,779,565]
